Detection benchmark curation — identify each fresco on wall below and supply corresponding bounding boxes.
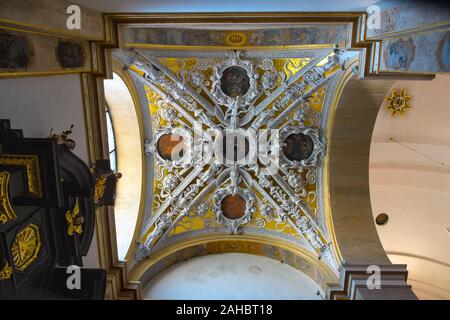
[57,41,84,68]
[437,31,450,72]
[0,30,91,76]
[0,32,29,69]
[378,5,400,35]
[384,37,415,70]
[381,30,450,73]
[124,25,348,47]
[365,1,450,74]
[140,240,333,290]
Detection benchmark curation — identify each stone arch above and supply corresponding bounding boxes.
[328,76,394,265]
[326,74,417,299]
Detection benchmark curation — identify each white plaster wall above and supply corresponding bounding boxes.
[143,253,322,300]
[0,74,89,162]
[0,74,99,268]
[370,74,450,299]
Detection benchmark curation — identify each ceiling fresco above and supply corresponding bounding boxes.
[112,25,359,278]
[123,24,350,48]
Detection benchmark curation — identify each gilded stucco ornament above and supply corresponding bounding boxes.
[65,198,84,236]
[0,260,13,280]
[296,216,328,253]
[385,88,411,116]
[0,171,16,224]
[127,46,348,267]
[261,71,279,92]
[211,50,259,112]
[190,70,207,88]
[212,186,256,234]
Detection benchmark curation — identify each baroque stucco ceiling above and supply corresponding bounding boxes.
[111,23,359,289]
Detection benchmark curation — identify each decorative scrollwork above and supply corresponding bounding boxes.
[280,125,327,168]
[211,50,259,109]
[11,224,41,271]
[128,47,348,264]
[148,127,193,170]
[385,88,412,116]
[261,71,279,92]
[296,216,328,253]
[0,155,42,198]
[212,186,255,234]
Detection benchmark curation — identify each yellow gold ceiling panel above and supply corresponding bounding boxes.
[124,45,351,274]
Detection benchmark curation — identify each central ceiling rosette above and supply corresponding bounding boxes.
[119,45,353,271]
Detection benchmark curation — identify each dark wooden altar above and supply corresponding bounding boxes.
[0,119,105,299]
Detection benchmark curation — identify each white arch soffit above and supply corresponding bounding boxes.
[104,73,143,260]
[369,74,450,300]
[142,253,323,300]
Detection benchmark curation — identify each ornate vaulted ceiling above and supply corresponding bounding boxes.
[112,23,359,289]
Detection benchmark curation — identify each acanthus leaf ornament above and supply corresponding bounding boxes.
[210,50,259,115]
[148,127,193,170]
[280,125,327,169]
[296,216,328,254]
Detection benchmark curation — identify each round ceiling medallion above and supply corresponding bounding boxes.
[220,66,250,98]
[221,194,247,220]
[375,213,389,226]
[156,133,185,161]
[212,186,255,234]
[283,133,314,162]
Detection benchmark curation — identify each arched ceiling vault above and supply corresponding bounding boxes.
[113,45,356,282]
[104,15,430,297]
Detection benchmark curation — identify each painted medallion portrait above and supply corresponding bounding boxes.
[220,66,251,97]
[283,133,314,162]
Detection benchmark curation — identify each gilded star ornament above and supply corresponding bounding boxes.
[385,88,411,116]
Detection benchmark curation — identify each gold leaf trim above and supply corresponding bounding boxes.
[0,171,16,224]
